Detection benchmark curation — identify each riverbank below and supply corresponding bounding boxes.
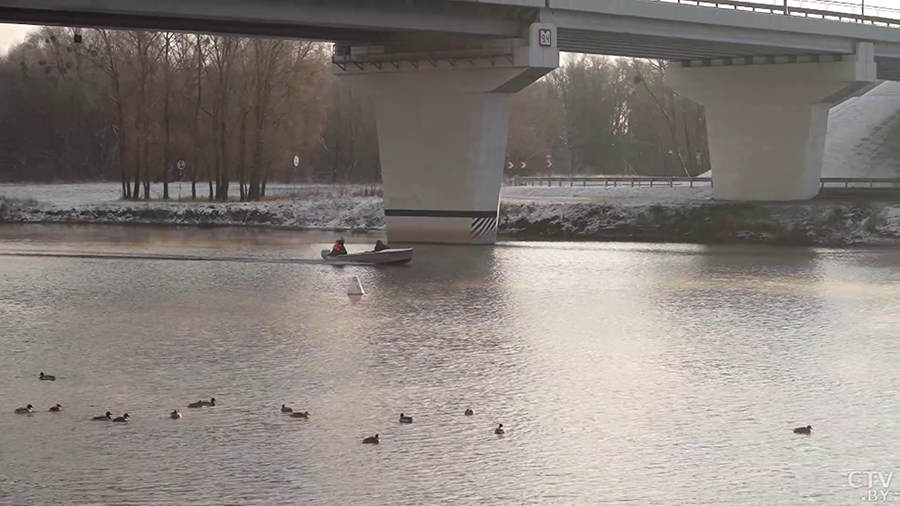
[0,183,384,232]
[500,199,900,246]
[3,183,900,246]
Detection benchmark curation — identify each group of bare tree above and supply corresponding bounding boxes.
[0,28,708,199]
[0,27,380,200]
[507,55,709,177]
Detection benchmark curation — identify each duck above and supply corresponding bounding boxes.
[793,425,812,435]
[170,410,182,419]
[92,411,112,421]
[281,404,293,413]
[362,434,380,444]
[290,411,310,419]
[49,404,63,412]
[14,404,34,414]
[112,413,130,423]
[495,423,505,435]
[399,413,413,424]
[39,372,56,381]
[187,397,216,408]
[464,408,474,416]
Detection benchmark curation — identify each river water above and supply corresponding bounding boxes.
[1,224,899,506]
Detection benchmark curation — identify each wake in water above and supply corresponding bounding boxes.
[0,250,375,266]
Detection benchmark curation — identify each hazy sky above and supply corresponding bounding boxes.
[0,23,35,54]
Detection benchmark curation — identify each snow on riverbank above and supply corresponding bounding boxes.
[0,185,384,231]
[500,200,900,246]
[0,182,378,206]
[501,185,712,205]
[4,183,900,246]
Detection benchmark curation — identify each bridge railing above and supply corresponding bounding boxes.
[820,177,900,187]
[656,0,900,27]
[511,175,900,188]
[512,175,714,188]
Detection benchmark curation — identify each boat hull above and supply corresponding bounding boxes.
[320,248,412,265]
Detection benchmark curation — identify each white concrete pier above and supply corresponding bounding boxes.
[335,24,558,244]
[667,43,877,201]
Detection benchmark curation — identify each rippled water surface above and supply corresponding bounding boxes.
[2,224,900,506]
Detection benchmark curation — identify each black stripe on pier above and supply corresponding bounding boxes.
[384,209,497,219]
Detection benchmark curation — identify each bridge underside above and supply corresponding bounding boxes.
[559,29,838,60]
[2,0,900,242]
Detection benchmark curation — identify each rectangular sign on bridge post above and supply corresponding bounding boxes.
[539,28,552,47]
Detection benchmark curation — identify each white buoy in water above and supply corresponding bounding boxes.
[347,276,365,295]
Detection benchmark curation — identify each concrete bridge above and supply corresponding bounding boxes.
[3,0,900,243]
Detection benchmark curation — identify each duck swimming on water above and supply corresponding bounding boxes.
[281,404,293,413]
[399,413,413,424]
[92,411,112,421]
[495,423,505,435]
[39,372,56,381]
[362,434,379,444]
[170,410,182,419]
[187,398,215,408]
[14,404,34,414]
[290,411,310,419]
[49,404,63,412]
[112,413,130,423]
[793,425,812,435]
[464,408,474,416]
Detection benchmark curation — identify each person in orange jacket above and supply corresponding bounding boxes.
[329,237,347,256]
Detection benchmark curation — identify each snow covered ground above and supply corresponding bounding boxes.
[501,185,711,205]
[500,199,900,246]
[3,182,900,246]
[822,81,900,178]
[0,181,712,208]
[0,183,383,231]
[0,182,377,206]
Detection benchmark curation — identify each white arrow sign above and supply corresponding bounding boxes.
[546,156,553,169]
[520,161,527,169]
[507,161,514,170]
[293,155,300,167]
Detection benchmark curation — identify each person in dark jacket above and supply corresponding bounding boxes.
[330,237,348,256]
[373,240,388,252]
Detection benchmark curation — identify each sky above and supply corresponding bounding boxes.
[0,23,35,54]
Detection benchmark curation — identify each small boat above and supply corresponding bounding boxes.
[320,248,412,265]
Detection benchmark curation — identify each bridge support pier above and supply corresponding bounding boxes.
[667,44,876,201]
[334,24,558,244]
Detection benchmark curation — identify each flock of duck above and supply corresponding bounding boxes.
[14,373,508,443]
[16,372,812,439]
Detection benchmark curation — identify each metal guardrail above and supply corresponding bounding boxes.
[514,176,714,187]
[513,175,900,188]
[658,0,900,27]
[820,177,900,187]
